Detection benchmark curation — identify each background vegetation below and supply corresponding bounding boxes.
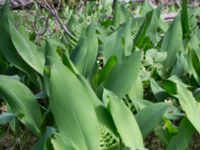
[0,0,200,149]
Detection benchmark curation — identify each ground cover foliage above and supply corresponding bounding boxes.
[0,0,200,149]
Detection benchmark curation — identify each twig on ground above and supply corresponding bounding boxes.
[32,15,50,36]
[36,0,73,38]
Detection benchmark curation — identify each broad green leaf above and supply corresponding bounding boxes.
[45,39,69,64]
[103,19,133,62]
[70,24,98,78]
[122,20,135,56]
[106,91,144,149]
[181,0,190,40]
[9,22,44,74]
[135,103,168,138]
[70,36,88,73]
[161,16,182,73]
[45,39,118,142]
[63,55,80,74]
[78,76,119,138]
[112,2,131,27]
[150,79,169,101]
[113,0,120,28]
[158,16,169,33]
[45,60,100,149]
[46,39,69,57]
[146,9,160,44]
[162,80,177,95]
[168,118,195,150]
[133,10,159,48]
[128,76,143,100]
[190,32,200,50]
[104,51,141,99]
[120,5,132,24]
[44,40,65,96]
[45,39,79,75]
[83,24,98,77]
[0,3,39,81]
[51,133,78,150]
[0,2,44,74]
[171,53,188,78]
[154,125,172,146]
[184,49,200,84]
[164,76,190,95]
[133,14,151,48]
[176,82,200,134]
[191,49,200,78]
[132,99,153,112]
[93,56,118,87]
[0,75,42,134]
[139,2,153,16]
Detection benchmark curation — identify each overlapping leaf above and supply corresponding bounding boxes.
[45,40,119,149]
[135,103,168,138]
[0,75,42,134]
[161,16,183,73]
[70,23,98,78]
[176,82,200,134]
[103,19,133,62]
[168,117,195,150]
[106,91,144,149]
[104,51,141,99]
[0,3,39,81]
[0,3,44,76]
[44,59,100,149]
